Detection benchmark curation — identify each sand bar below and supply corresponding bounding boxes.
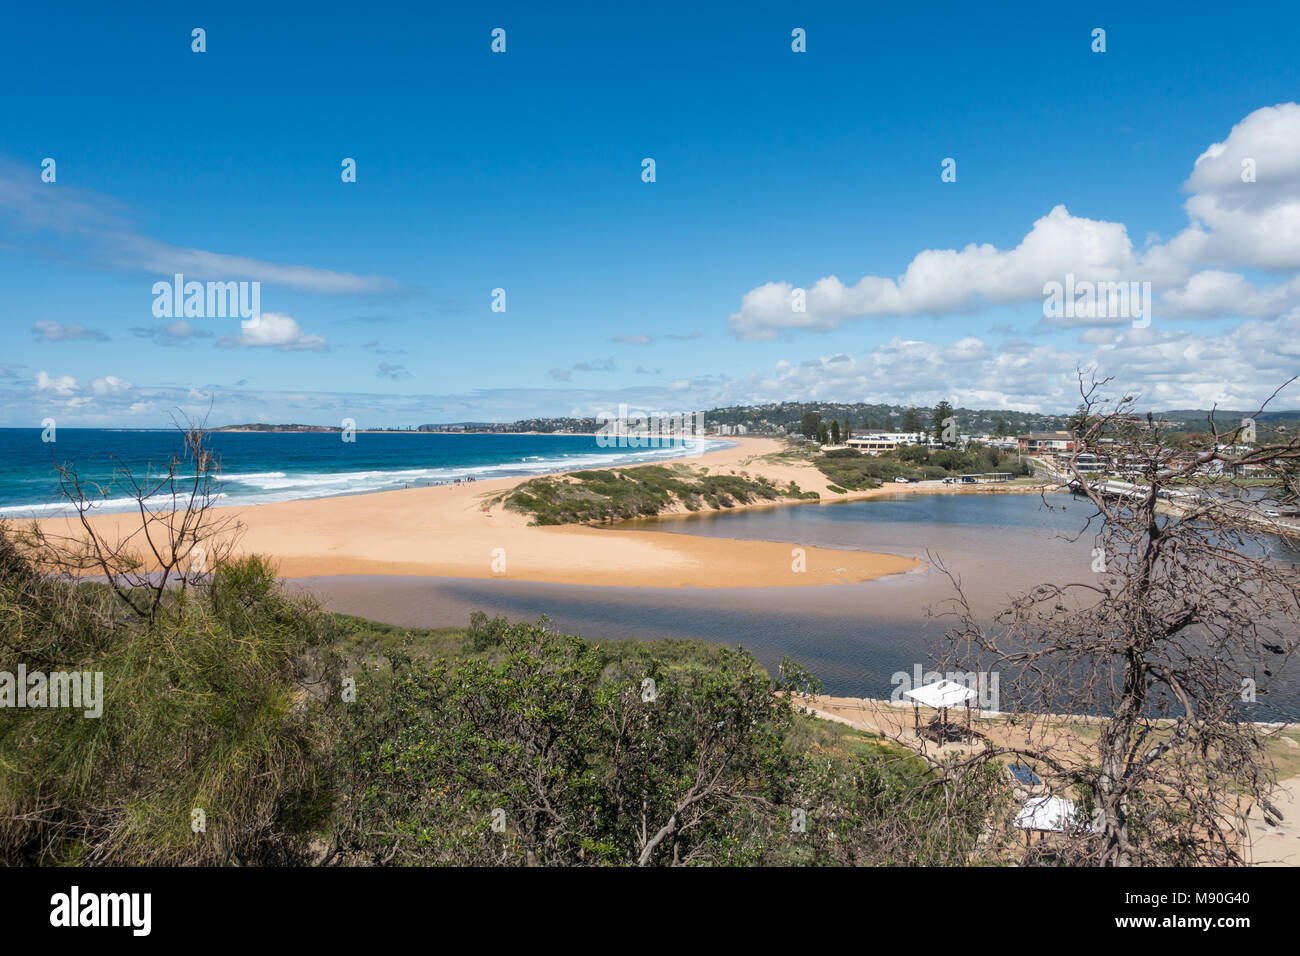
[29,437,1052,589]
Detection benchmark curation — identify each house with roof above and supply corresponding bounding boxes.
[845,430,924,455]
[1017,431,1075,456]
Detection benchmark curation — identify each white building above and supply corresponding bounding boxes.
[845,431,924,455]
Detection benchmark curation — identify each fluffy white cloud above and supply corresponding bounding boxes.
[29,371,137,409]
[131,320,213,347]
[728,103,1300,339]
[942,336,991,363]
[729,205,1153,340]
[35,370,78,395]
[709,307,1300,412]
[1171,102,1300,270]
[1160,270,1300,318]
[217,313,327,351]
[91,376,133,396]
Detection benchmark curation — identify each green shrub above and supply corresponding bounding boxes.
[502,464,794,524]
[0,537,337,866]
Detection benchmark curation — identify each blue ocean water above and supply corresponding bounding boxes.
[0,429,729,517]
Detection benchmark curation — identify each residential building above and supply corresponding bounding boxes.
[845,431,924,455]
[1017,431,1075,456]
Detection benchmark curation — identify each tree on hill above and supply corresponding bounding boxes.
[331,616,1004,866]
[800,411,822,439]
[23,417,241,622]
[1,424,338,865]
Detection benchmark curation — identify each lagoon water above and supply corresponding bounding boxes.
[298,493,1300,718]
[295,495,1079,688]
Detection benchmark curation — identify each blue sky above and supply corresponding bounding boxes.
[4,1,1300,426]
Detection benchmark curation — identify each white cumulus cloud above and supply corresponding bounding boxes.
[728,103,1300,339]
[217,313,328,351]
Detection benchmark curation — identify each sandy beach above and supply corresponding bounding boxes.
[30,437,1057,589]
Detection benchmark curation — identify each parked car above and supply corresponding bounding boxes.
[893,477,909,484]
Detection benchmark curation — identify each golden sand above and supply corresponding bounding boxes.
[32,437,1046,589]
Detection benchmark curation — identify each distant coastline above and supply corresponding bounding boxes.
[215,425,604,437]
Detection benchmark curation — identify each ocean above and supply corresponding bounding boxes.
[0,428,728,517]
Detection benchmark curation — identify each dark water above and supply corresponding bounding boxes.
[294,492,1300,718]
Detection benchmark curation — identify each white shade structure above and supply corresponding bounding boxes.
[1015,796,1090,832]
[904,679,978,745]
[903,679,977,709]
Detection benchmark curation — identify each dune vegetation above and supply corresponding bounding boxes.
[496,462,819,525]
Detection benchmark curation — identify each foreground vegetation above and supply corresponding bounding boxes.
[496,462,818,525]
[0,530,1000,866]
[0,535,338,865]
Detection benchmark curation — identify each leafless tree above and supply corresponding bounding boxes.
[19,416,242,623]
[927,373,1300,865]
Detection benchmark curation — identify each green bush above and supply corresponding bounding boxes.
[330,618,1000,866]
[817,444,1031,486]
[0,535,338,865]
[503,464,792,524]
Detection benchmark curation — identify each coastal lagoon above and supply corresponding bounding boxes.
[298,492,1300,718]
